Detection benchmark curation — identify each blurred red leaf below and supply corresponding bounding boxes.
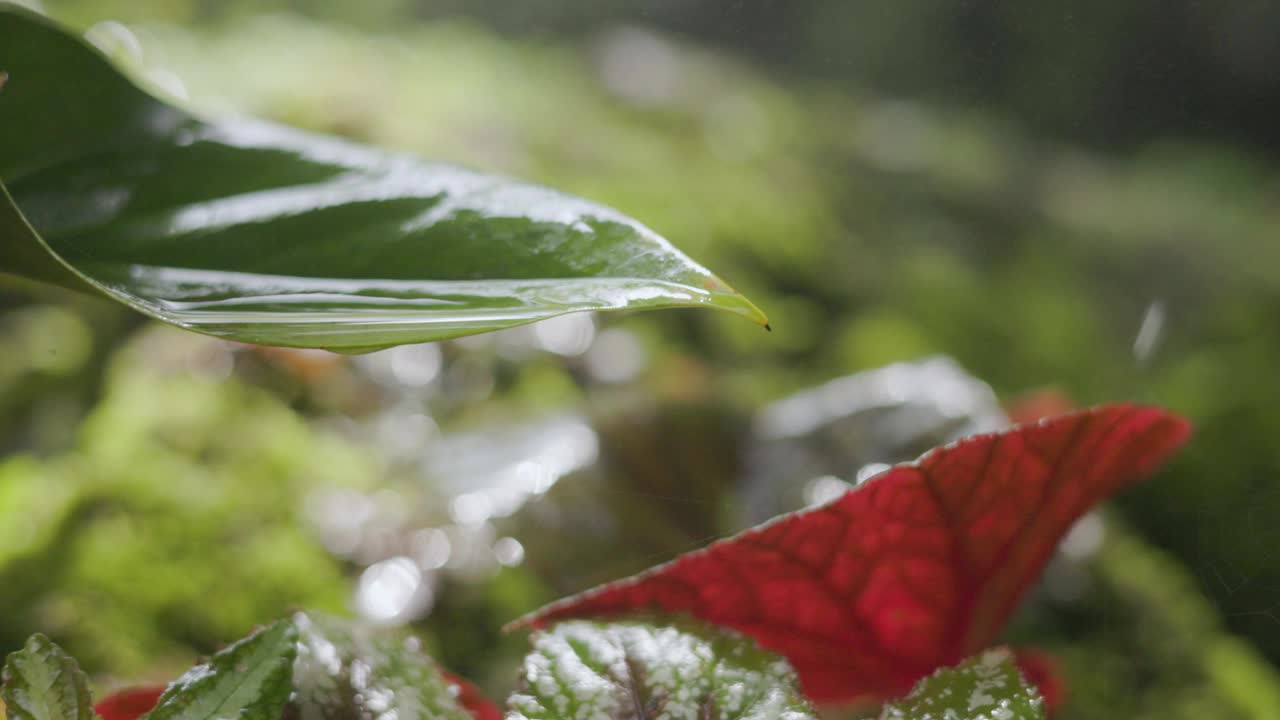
[441,672,502,720]
[1014,648,1066,714]
[94,686,165,720]
[509,404,1190,705]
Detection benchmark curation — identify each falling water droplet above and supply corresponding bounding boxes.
[1133,300,1165,365]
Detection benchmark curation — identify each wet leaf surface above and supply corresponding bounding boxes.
[511,405,1191,704]
[0,6,764,352]
[507,618,815,720]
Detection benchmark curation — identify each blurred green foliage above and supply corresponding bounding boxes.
[2,1,1279,717]
[0,327,368,679]
[1007,519,1280,719]
[38,0,1280,153]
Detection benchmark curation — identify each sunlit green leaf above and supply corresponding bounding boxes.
[880,649,1044,720]
[145,620,296,720]
[508,618,815,720]
[0,5,765,352]
[0,635,94,720]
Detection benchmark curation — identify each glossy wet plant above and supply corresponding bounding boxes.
[0,5,1196,719]
[2,405,1189,720]
[511,405,1190,707]
[0,5,765,353]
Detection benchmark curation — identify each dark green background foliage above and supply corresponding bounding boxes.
[1,2,1278,719]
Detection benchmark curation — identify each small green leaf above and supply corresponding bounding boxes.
[508,618,816,720]
[145,620,297,720]
[1,634,94,720]
[880,649,1044,720]
[290,612,471,720]
[0,5,766,352]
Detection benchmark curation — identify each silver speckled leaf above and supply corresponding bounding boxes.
[290,612,470,720]
[880,648,1044,720]
[1,635,95,720]
[508,619,815,720]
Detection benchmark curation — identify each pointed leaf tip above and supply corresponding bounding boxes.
[1,634,95,720]
[145,620,297,720]
[509,404,1191,705]
[0,7,763,350]
[87,619,496,720]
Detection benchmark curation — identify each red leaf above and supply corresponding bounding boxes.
[94,686,165,720]
[442,671,503,720]
[1013,648,1066,715]
[508,404,1190,705]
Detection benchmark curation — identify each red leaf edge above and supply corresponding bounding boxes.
[505,404,1191,706]
[1005,388,1076,425]
[1013,648,1066,715]
[442,671,503,720]
[93,686,166,720]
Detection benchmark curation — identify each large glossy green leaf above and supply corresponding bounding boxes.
[508,618,816,720]
[880,649,1044,720]
[0,5,765,352]
[0,635,95,720]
